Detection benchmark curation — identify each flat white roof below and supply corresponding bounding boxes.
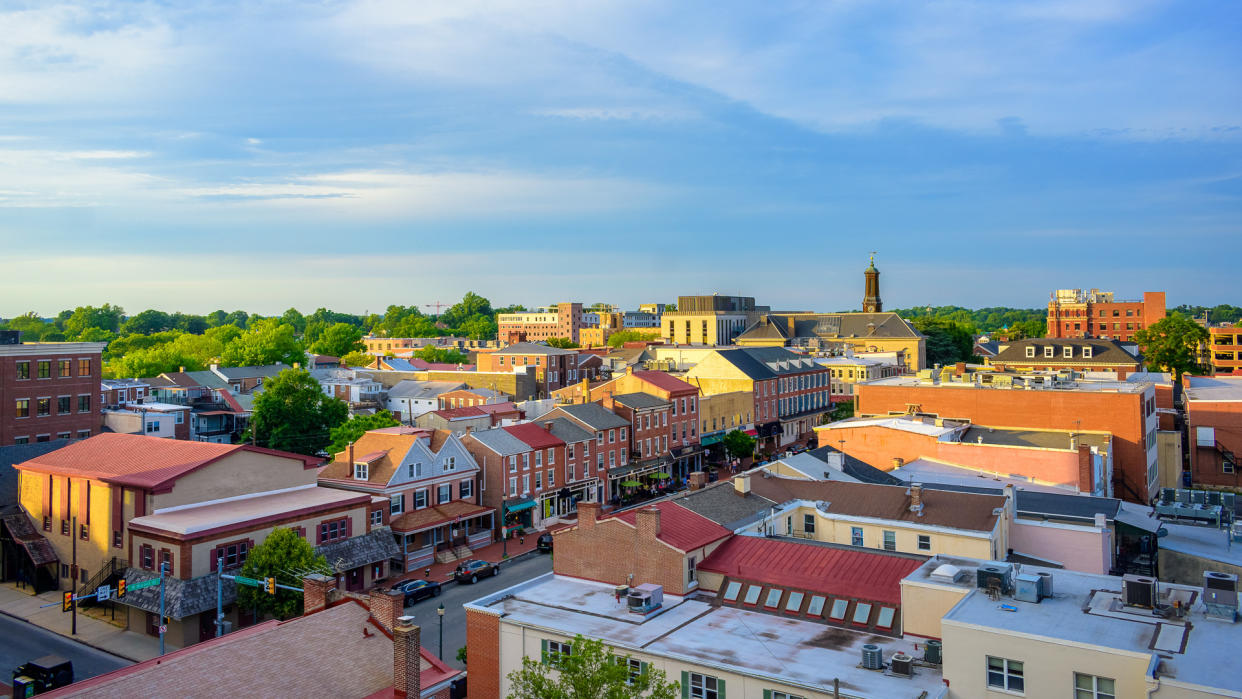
[935,557,1242,692]
[468,574,947,698]
[1185,376,1242,402]
[890,457,1077,494]
[130,486,365,536]
[818,416,959,438]
[1158,521,1242,568]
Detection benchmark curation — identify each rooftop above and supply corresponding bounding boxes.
[538,402,631,430]
[1185,375,1242,402]
[630,369,697,393]
[960,426,1111,451]
[465,426,534,456]
[128,486,368,537]
[467,574,946,699]
[866,373,1149,394]
[664,480,777,530]
[889,457,1080,494]
[504,422,565,450]
[611,392,672,410]
[608,501,732,551]
[385,380,467,400]
[492,342,577,356]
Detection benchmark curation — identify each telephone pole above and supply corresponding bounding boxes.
[70,516,77,636]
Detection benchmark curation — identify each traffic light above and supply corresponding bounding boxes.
[62,591,73,612]
[265,577,276,595]
[116,578,126,598]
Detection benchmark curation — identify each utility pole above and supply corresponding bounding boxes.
[70,515,77,636]
[158,561,167,655]
[216,557,224,638]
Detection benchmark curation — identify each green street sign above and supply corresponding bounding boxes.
[127,579,161,592]
[232,576,262,587]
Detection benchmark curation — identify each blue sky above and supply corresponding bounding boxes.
[1,0,1239,316]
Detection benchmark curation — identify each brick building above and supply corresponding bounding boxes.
[1209,325,1242,375]
[856,373,1159,503]
[496,303,584,343]
[1,333,106,446]
[474,342,578,398]
[1046,289,1166,341]
[534,402,631,505]
[1185,375,1242,488]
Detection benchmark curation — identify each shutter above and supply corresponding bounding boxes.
[718,679,726,698]
[763,690,771,699]
[541,639,549,665]
[59,477,70,523]
[681,671,690,699]
[209,548,218,571]
[640,661,649,677]
[79,480,91,526]
[111,487,123,535]
[345,516,353,538]
[315,523,322,545]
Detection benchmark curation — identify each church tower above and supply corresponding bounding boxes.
[862,254,882,313]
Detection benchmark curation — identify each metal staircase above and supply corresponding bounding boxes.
[79,556,123,602]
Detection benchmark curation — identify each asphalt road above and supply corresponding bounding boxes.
[402,553,553,670]
[0,614,132,685]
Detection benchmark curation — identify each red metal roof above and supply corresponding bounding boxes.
[697,536,923,605]
[14,433,320,489]
[434,406,486,419]
[610,501,732,552]
[632,370,697,394]
[503,422,565,450]
[475,401,520,415]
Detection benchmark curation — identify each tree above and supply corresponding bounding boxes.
[506,634,679,699]
[440,291,493,328]
[309,322,364,358]
[415,346,469,364]
[220,318,306,367]
[1134,313,1209,381]
[64,304,125,338]
[459,315,498,341]
[2,312,53,340]
[105,333,224,378]
[121,309,173,335]
[546,337,580,349]
[326,411,401,456]
[236,527,329,620]
[914,317,976,366]
[722,429,756,460]
[340,351,374,367]
[248,368,347,455]
[606,330,651,348]
[205,324,244,346]
[223,310,250,328]
[280,307,307,334]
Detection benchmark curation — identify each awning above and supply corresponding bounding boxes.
[700,434,723,446]
[1115,504,1164,534]
[651,472,671,479]
[620,480,644,487]
[742,428,759,437]
[504,498,537,513]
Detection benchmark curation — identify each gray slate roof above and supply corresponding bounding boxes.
[467,427,532,456]
[0,439,76,507]
[214,364,295,380]
[805,445,902,485]
[611,392,671,410]
[317,527,401,572]
[737,313,922,343]
[993,338,1142,365]
[539,402,630,430]
[709,347,821,380]
[542,417,594,445]
[118,567,237,618]
[1014,491,1121,523]
[183,370,230,390]
[386,380,467,400]
[666,481,776,530]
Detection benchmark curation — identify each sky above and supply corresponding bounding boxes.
[1,0,1240,316]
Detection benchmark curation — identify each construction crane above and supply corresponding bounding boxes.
[424,302,448,315]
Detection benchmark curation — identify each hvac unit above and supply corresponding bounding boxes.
[976,563,1014,595]
[1203,571,1239,612]
[923,640,942,665]
[1037,571,1054,599]
[1122,575,1158,609]
[861,644,884,671]
[1014,573,1042,604]
[626,584,664,615]
[889,652,913,677]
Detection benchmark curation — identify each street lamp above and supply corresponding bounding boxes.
[437,603,445,658]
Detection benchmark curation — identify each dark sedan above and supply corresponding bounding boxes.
[454,559,500,584]
[391,578,442,605]
[537,532,553,552]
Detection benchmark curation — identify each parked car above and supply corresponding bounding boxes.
[391,578,442,605]
[454,559,500,584]
[537,532,553,553]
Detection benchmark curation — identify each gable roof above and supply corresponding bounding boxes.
[665,480,776,530]
[737,313,922,343]
[539,417,594,445]
[609,501,732,551]
[1,439,76,507]
[386,380,467,400]
[702,347,820,380]
[747,476,1004,532]
[611,392,671,410]
[993,338,1141,365]
[14,434,319,489]
[540,402,630,430]
[631,370,696,394]
[319,430,442,484]
[804,445,902,485]
[504,422,564,450]
[213,364,290,380]
[465,428,531,457]
[432,406,487,420]
[698,536,924,605]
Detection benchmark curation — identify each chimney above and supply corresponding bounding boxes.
[369,587,405,634]
[348,441,355,465]
[892,457,904,470]
[954,362,966,375]
[465,426,472,436]
[1093,512,1108,529]
[734,474,751,496]
[179,366,186,373]
[689,471,707,491]
[909,483,923,513]
[578,501,600,530]
[1077,444,1094,494]
[580,377,589,404]
[635,506,661,540]
[544,421,554,432]
[302,573,335,616]
[393,616,422,699]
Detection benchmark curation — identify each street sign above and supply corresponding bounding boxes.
[127,578,161,592]
[158,625,167,634]
[232,575,262,587]
[96,585,111,602]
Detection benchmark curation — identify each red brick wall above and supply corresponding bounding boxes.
[2,349,102,445]
[465,608,501,699]
[552,504,690,594]
[1187,400,1242,488]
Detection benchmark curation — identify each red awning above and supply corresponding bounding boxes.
[742,428,759,437]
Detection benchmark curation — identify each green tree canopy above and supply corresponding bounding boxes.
[105,333,225,378]
[1134,312,1209,380]
[914,317,977,366]
[309,322,364,358]
[415,346,469,364]
[606,330,651,348]
[64,304,125,338]
[236,527,329,620]
[121,309,173,335]
[722,429,756,460]
[326,411,401,456]
[340,350,374,367]
[459,315,498,341]
[220,318,306,367]
[247,368,347,455]
[440,291,493,327]
[546,337,580,349]
[2,312,53,340]
[506,634,679,699]
[280,307,307,334]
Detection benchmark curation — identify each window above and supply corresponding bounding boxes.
[413,489,428,508]
[371,509,383,526]
[882,530,896,551]
[1074,673,1116,699]
[16,361,29,379]
[851,602,873,625]
[354,462,368,479]
[875,606,896,630]
[76,394,91,413]
[140,544,155,570]
[437,484,451,503]
[159,549,173,574]
[78,358,91,376]
[686,555,696,584]
[319,518,349,543]
[145,421,158,433]
[987,657,1024,693]
[37,360,50,379]
[743,585,762,605]
[723,581,742,602]
[460,479,473,499]
[59,359,71,378]
[522,453,530,470]
[509,456,517,473]
[608,429,615,443]
[37,398,50,417]
[764,587,783,609]
[57,432,71,440]
[609,450,616,467]
[522,474,530,494]
[1083,346,1093,359]
[770,693,805,699]
[597,453,604,470]
[828,599,849,621]
[15,437,28,445]
[535,450,543,468]
[547,448,554,465]
[803,513,815,534]
[547,468,555,488]
[784,591,804,613]
[806,595,826,616]
[1063,346,1073,358]
[542,640,572,667]
[15,399,29,418]
[567,443,574,459]
[619,657,648,686]
[686,672,721,699]
[535,470,542,490]
[390,494,404,515]
[851,527,863,547]
[509,477,517,497]
[917,534,931,551]
[444,456,455,472]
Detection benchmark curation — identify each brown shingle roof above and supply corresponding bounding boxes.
[390,501,493,533]
[747,476,1004,532]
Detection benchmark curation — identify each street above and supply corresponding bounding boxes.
[401,553,553,670]
[0,614,132,685]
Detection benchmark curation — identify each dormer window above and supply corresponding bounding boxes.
[1083,346,1093,359]
[1063,346,1073,358]
[354,462,368,479]
[1044,346,1054,358]
[1025,347,1036,358]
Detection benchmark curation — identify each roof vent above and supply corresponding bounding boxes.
[930,563,963,583]
[861,644,884,671]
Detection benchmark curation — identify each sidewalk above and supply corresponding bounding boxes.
[390,520,575,587]
[0,583,161,663]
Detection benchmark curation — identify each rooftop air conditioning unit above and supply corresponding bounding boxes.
[889,652,913,677]
[1037,572,1054,599]
[626,584,664,615]
[1123,575,1158,609]
[1203,571,1238,618]
[1014,574,1042,603]
[976,564,1014,595]
[861,644,884,671]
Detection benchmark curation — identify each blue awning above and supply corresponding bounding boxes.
[504,499,537,513]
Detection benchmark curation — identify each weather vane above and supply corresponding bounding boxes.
[869,251,877,265]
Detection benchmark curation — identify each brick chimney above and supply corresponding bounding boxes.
[544,421,554,432]
[734,474,751,496]
[369,587,405,633]
[348,441,355,465]
[1077,444,1094,493]
[635,506,661,541]
[578,501,600,530]
[393,616,422,699]
[580,378,589,404]
[954,362,966,375]
[909,483,923,513]
[302,573,335,616]
[689,471,707,491]
[787,316,795,337]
